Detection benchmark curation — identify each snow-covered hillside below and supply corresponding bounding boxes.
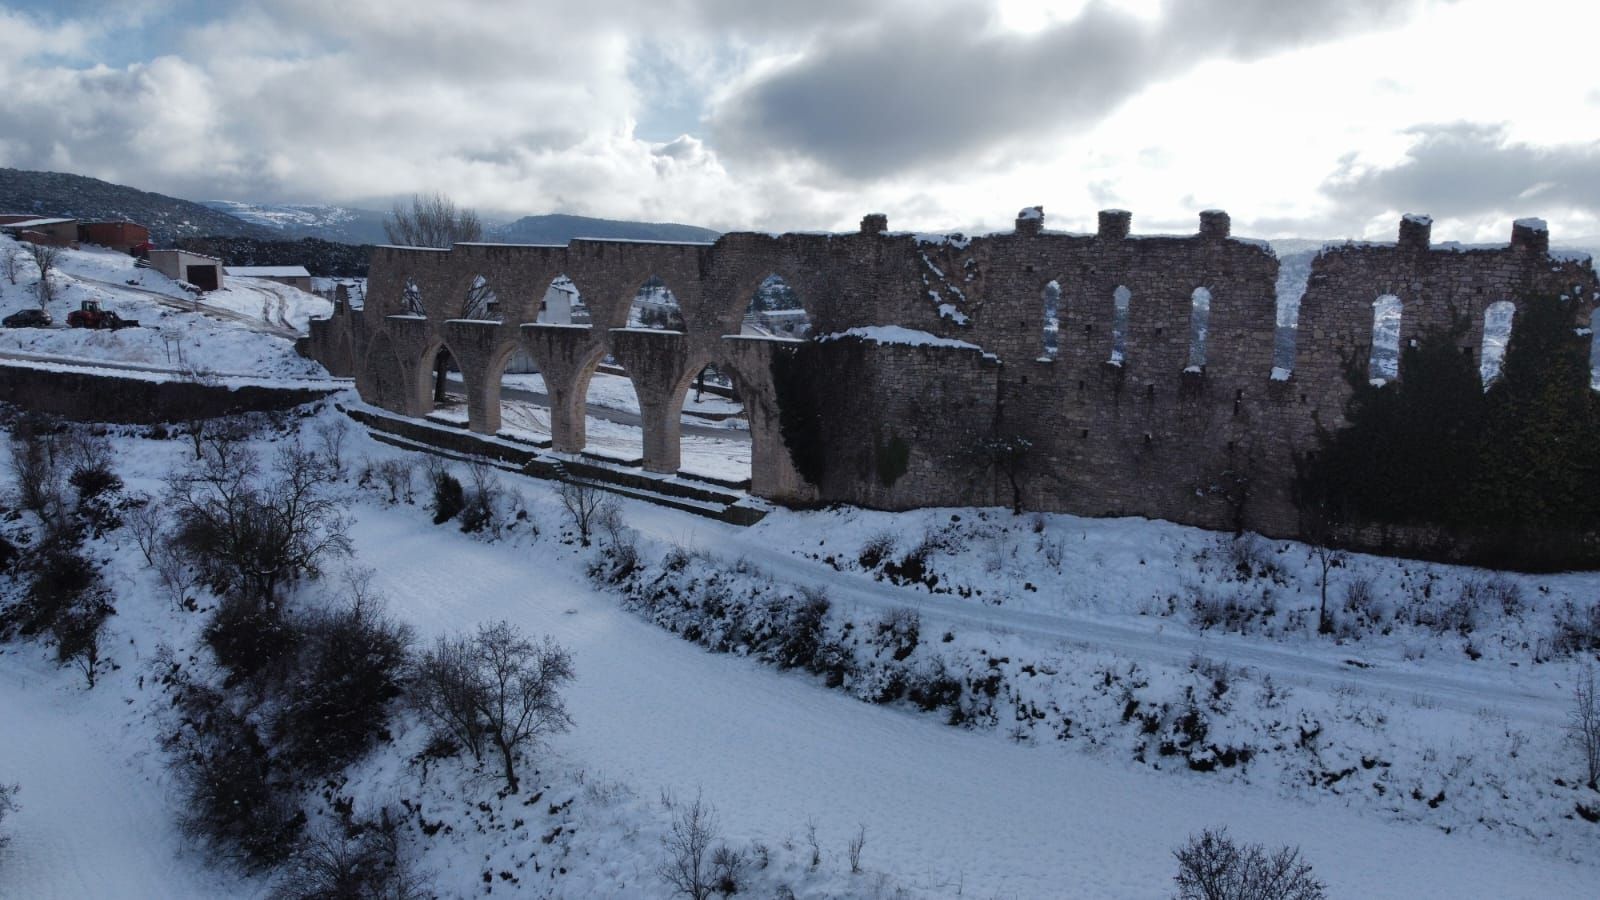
[1,402,1597,898]
[0,235,331,380]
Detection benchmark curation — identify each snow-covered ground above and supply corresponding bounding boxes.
[2,406,1598,898]
[0,236,331,380]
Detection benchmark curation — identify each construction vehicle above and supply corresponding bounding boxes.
[67,299,139,330]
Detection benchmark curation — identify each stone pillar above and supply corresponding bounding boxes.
[721,336,818,503]
[609,329,694,474]
[442,320,508,435]
[860,213,888,235]
[1511,217,1549,254]
[1015,206,1044,236]
[1398,214,1432,251]
[1097,209,1131,240]
[521,324,600,454]
[1199,209,1230,239]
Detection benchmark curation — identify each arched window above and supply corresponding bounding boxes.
[1479,300,1515,386]
[1370,294,1403,383]
[537,275,584,324]
[744,274,810,340]
[401,277,424,316]
[629,275,684,331]
[461,274,498,320]
[1187,287,1212,372]
[1110,286,1131,365]
[1042,280,1061,359]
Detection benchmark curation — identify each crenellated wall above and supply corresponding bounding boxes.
[299,210,1600,540]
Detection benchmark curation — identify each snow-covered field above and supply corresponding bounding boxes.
[1,404,1598,898]
[0,236,331,380]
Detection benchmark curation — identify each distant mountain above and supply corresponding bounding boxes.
[487,213,719,245]
[0,168,269,245]
[200,200,392,245]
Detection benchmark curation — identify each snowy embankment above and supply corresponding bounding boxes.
[0,236,330,381]
[2,404,1597,898]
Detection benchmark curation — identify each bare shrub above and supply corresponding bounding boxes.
[414,622,573,792]
[1173,827,1325,900]
[711,844,748,895]
[2,243,20,284]
[154,542,199,610]
[1552,600,1600,656]
[314,419,349,480]
[804,818,822,869]
[422,457,464,524]
[1571,664,1600,790]
[361,457,415,505]
[125,493,163,566]
[847,823,867,874]
[858,531,895,569]
[590,499,639,583]
[458,461,503,535]
[659,790,720,900]
[9,416,65,521]
[271,808,430,900]
[873,607,920,662]
[560,480,609,546]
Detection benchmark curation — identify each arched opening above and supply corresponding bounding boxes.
[1187,287,1211,372]
[400,277,425,316]
[1479,300,1516,386]
[461,274,498,320]
[537,275,585,325]
[1110,285,1131,365]
[668,361,751,485]
[1273,250,1313,376]
[1370,294,1403,383]
[743,274,810,340]
[1590,308,1600,391]
[419,343,464,418]
[1041,280,1061,359]
[570,355,645,465]
[628,275,684,331]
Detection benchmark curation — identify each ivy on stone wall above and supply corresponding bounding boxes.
[771,344,830,486]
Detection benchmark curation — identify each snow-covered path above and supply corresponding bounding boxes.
[0,652,243,899]
[353,506,1597,898]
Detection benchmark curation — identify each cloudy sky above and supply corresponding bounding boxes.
[1,0,1597,242]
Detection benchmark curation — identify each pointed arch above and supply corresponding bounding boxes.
[461,274,499,320]
[414,340,463,416]
[744,274,810,340]
[538,275,584,324]
[628,275,685,331]
[664,356,751,484]
[1370,294,1403,382]
[400,277,425,316]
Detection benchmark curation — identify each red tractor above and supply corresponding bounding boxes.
[67,300,139,330]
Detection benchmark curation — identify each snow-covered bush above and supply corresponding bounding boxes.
[358,457,415,505]
[658,790,721,900]
[559,480,612,547]
[164,674,302,868]
[204,593,302,684]
[423,457,464,524]
[857,531,895,570]
[1172,827,1325,900]
[271,592,414,774]
[7,415,65,521]
[457,461,503,535]
[272,809,430,900]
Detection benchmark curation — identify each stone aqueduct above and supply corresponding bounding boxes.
[300,208,1599,539]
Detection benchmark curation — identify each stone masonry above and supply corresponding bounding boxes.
[298,210,1600,541]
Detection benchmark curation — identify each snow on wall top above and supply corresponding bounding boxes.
[1403,213,1434,226]
[1514,217,1548,231]
[226,266,311,278]
[1017,206,1043,221]
[820,325,982,351]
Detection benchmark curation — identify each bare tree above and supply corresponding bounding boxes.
[1173,828,1325,900]
[415,623,574,793]
[659,790,720,900]
[383,192,483,249]
[271,810,431,900]
[560,480,610,547]
[27,242,62,310]
[2,244,20,285]
[847,823,867,874]
[1299,502,1345,636]
[1571,664,1600,790]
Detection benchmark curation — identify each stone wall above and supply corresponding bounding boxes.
[299,211,1600,541]
[0,362,336,423]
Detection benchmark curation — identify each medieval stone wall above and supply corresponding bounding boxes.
[298,209,1600,540]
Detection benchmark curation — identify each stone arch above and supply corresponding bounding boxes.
[537,274,584,325]
[362,331,407,411]
[1041,279,1062,360]
[628,275,685,331]
[1479,300,1516,386]
[1187,287,1212,371]
[413,339,463,416]
[659,349,751,483]
[1370,294,1403,383]
[460,273,499,321]
[742,273,811,340]
[1110,285,1132,364]
[572,348,645,464]
[400,276,425,316]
